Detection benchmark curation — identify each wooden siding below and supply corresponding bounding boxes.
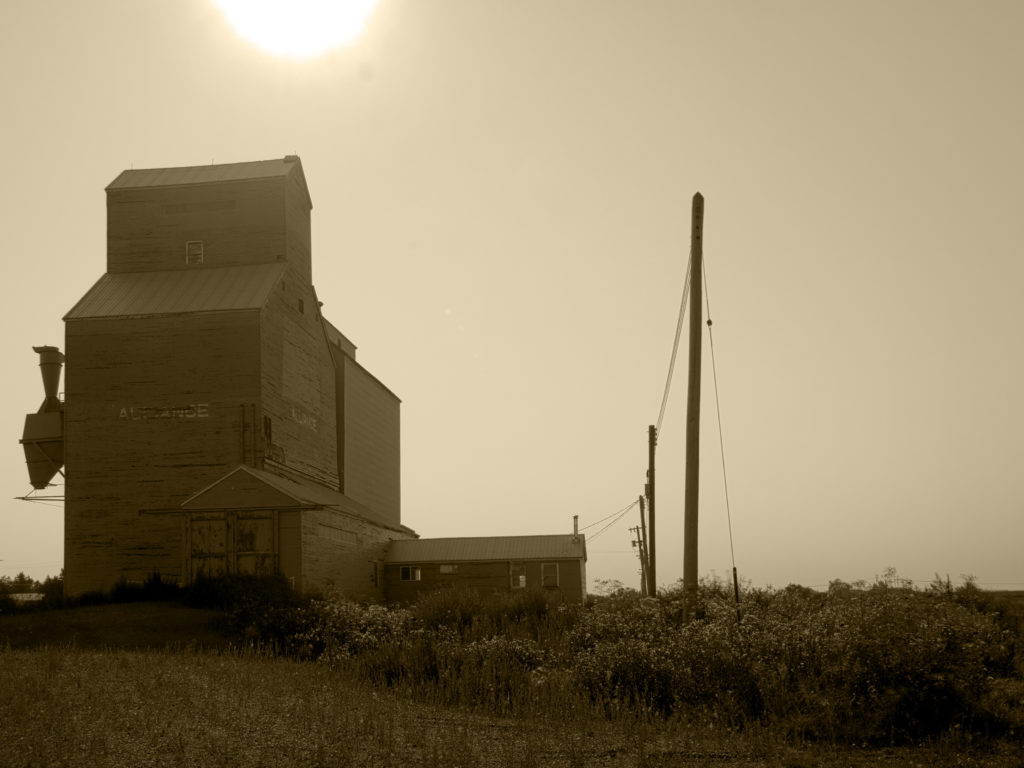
[64,312,261,595]
[259,266,339,488]
[284,166,312,285]
[181,470,297,510]
[106,178,288,274]
[383,558,587,603]
[300,508,411,600]
[341,356,400,525]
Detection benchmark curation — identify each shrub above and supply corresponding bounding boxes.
[40,573,64,607]
[184,573,310,652]
[413,586,486,634]
[722,579,1019,742]
[298,592,413,663]
[109,573,182,604]
[564,576,1023,742]
[196,573,1023,743]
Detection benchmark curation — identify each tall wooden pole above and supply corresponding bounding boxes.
[647,425,657,597]
[631,524,648,597]
[683,192,704,621]
[638,496,650,596]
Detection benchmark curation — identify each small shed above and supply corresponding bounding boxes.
[174,464,415,598]
[383,534,587,603]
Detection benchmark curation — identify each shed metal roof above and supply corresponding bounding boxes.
[180,465,415,535]
[385,535,587,564]
[64,262,286,320]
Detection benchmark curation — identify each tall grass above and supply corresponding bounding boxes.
[0,647,545,767]
[281,578,1024,745]
[3,646,1019,768]
[3,571,1022,760]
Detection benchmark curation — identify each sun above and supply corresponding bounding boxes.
[215,0,378,59]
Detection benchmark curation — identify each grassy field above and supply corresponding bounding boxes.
[1,598,1022,767]
[2,643,1020,768]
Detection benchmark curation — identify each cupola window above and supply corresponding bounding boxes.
[185,241,204,265]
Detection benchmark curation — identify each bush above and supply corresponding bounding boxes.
[562,576,1023,742]
[716,579,1018,742]
[413,586,486,634]
[189,574,1023,743]
[40,573,64,607]
[110,573,182,604]
[183,573,310,652]
[412,586,571,643]
[297,592,413,662]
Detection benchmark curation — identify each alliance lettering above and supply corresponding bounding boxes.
[290,407,318,432]
[118,403,210,421]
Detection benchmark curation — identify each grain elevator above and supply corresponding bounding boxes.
[27,157,414,597]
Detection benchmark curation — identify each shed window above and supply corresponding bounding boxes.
[510,562,526,589]
[440,564,458,575]
[542,563,559,588]
[400,566,421,582]
[185,241,204,265]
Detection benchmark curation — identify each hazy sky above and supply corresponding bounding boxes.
[2,1,1022,591]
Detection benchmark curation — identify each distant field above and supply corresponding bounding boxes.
[0,601,229,650]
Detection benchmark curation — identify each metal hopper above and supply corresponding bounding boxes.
[21,345,65,489]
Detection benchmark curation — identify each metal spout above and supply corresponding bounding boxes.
[22,346,65,488]
[33,345,64,413]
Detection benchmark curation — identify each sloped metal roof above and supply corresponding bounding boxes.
[180,465,414,535]
[64,263,286,320]
[106,156,311,209]
[385,535,587,564]
[107,158,299,190]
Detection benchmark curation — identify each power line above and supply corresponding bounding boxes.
[589,500,639,542]
[578,500,638,532]
[656,256,692,434]
[703,263,737,572]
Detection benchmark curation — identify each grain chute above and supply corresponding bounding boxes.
[20,345,65,489]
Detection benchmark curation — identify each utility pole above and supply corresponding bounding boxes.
[638,494,650,597]
[639,537,649,597]
[646,424,657,597]
[630,526,648,597]
[683,192,704,622]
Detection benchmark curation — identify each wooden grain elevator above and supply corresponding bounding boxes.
[51,156,414,597]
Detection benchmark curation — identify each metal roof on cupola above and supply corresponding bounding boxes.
[106,155,312,210]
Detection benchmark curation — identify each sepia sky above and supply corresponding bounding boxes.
[2,1,1022,591]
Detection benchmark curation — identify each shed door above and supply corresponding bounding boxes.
[278,511,300,588]
[189,517,227,579]
[187,512,278,581]
[235,515,276,575]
